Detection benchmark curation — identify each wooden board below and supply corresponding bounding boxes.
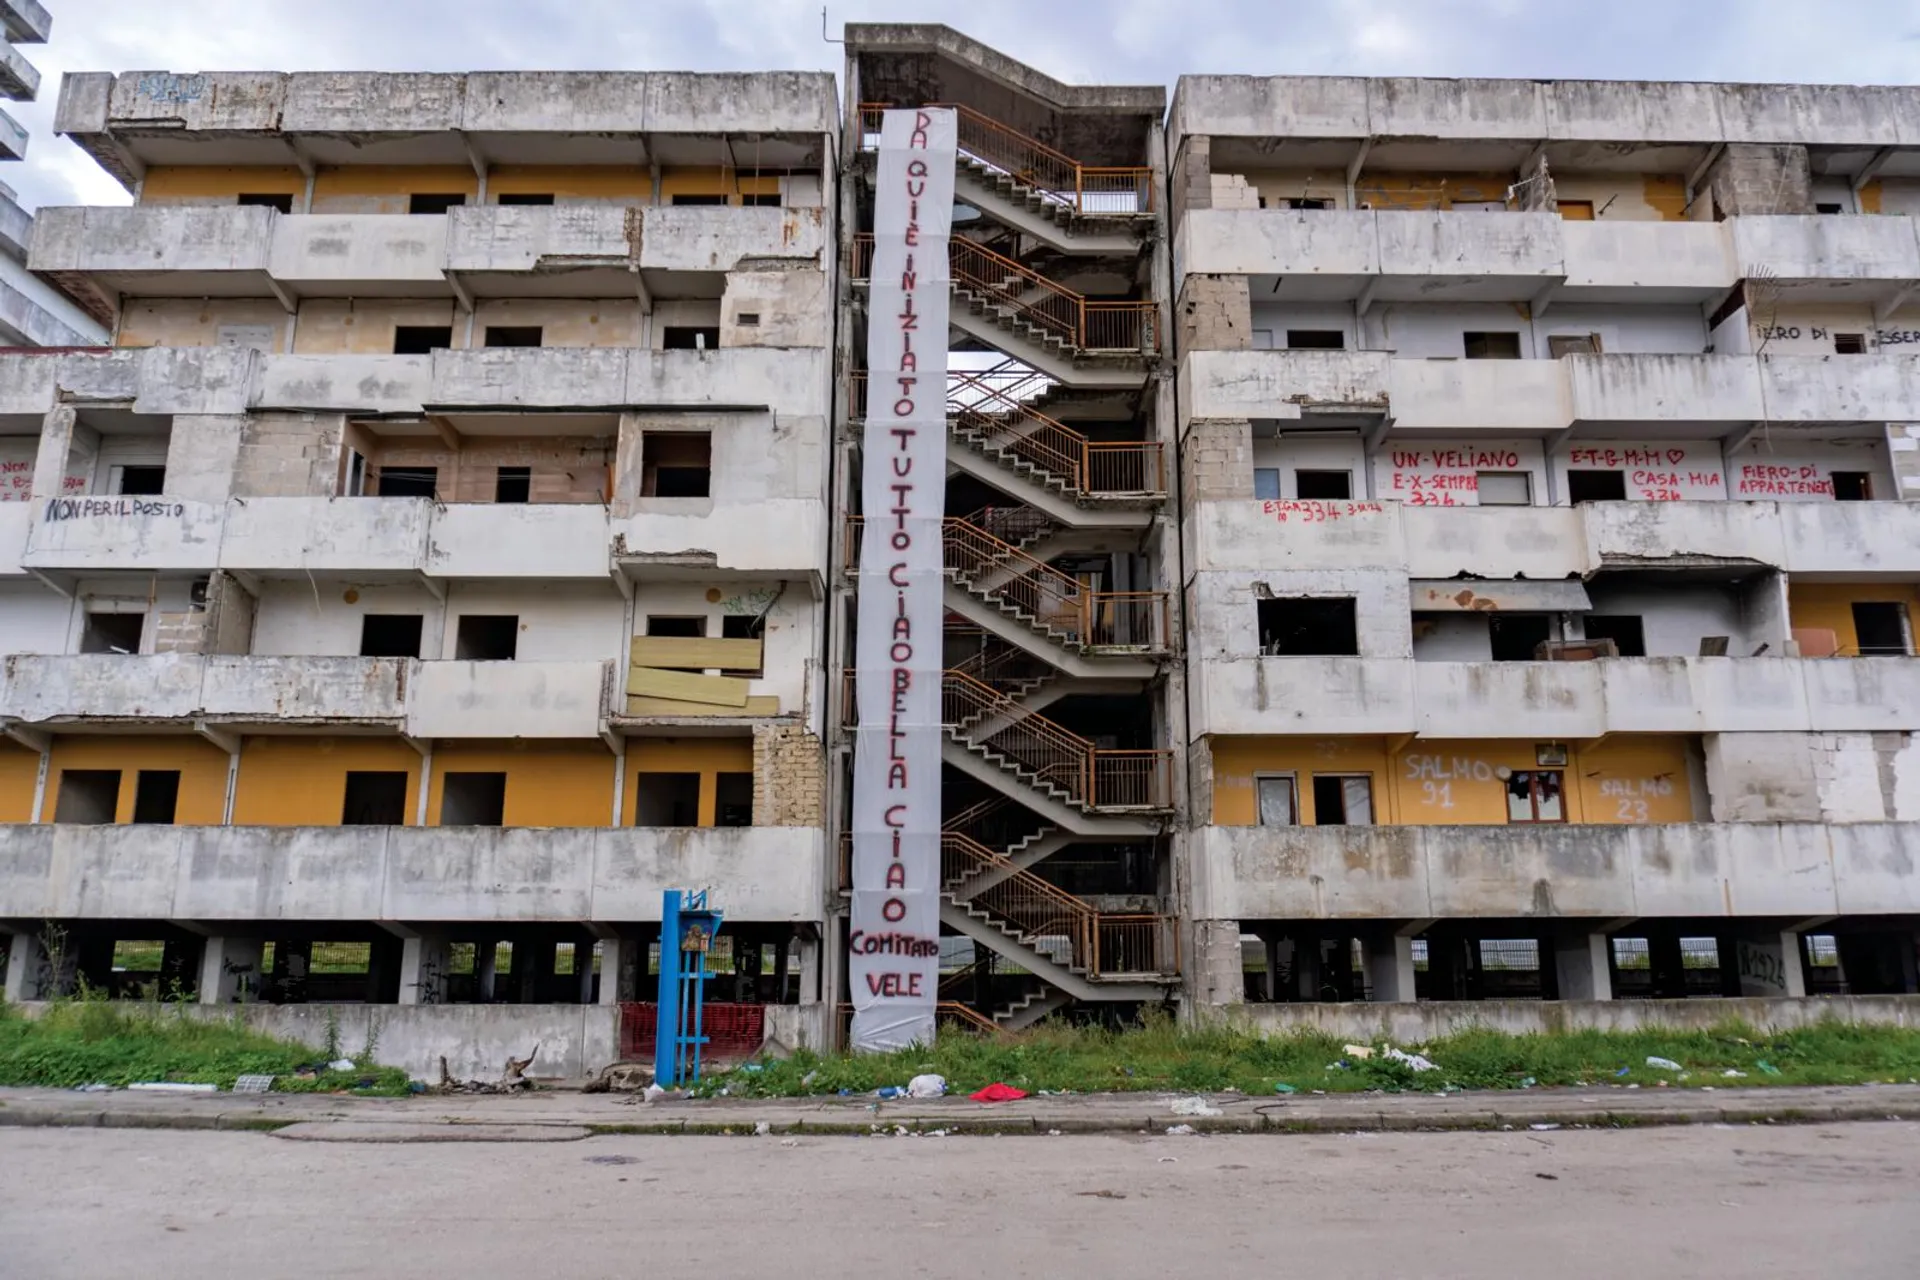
[625,694,782,717]
[624,666,750,706]
[628,635,763,670]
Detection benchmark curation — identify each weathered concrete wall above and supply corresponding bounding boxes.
[1175,274,1251,353]
[1706,143,1813,218]
[1208,995,1920,1043]
[1189,821,1920,922]
[753,723,825,827]
[1706,731,1920,824]
[0,824,827,924]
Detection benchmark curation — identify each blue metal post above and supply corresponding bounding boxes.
[654,889,682,1085]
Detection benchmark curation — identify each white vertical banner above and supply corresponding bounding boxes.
[850,108,956,1053]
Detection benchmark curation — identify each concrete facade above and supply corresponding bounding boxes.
[1173,70,1920,1015]
[0,65,838,1071]
[9,41,1920,1068]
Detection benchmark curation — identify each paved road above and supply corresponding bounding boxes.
[3,1123,1915,1278]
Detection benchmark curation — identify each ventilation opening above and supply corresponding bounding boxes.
[641,432,712,497]
[714,772,754,827]
[54,770,121,823]
[359,614,424,658]
[1852,601,1911,656]
[454,614,519,661]
[237,192,294,212]
[1286,330,1345,350]
[1311,774,1373,825]
[484,325,543,348]
[634,772,701,826]
[1256,597,1358,656]
[376,465,438,498]
[342,772,410,825]
[495,466,531,503]
[441,772,507,826]
[393,326,454,355]
[131,770,181,825]
[409,193,466,215]
[1294,470,1351,500]
[112,465,167,496]
[1489,614,1552,662]
[721,613,765,678]
[1567,469,1628,503]
[497,193,555,206]
[1547,333,1601,357]
[1582,614,1646,658]
[662,326,721,350]
[1476,471,1532,506]
[1832,471,1873,501]
[1834,333,1867,355]
[80,612,143,655]
[1463,331,1522,359]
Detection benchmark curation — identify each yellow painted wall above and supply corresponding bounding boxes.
[291,300,464,354]
[627,737,753,826]
[140,165,305,206]
[659,168,780,204]
[472,298,642,347]
[1211,735,1696,826]
[1551,174,1689,222]
[39,736,230,824]
[1789,582,1920,656]
[232,738,422,826]
[310,166,479,214]
[116,299,289,350]
[490,166,649,201]
[0,744,39,822]
[427,741,614,827]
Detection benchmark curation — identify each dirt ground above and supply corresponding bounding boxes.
[3,1122,1916,1278]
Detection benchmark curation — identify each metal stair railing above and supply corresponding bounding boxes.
[858,101,1154,216]
[850,234,1159,354]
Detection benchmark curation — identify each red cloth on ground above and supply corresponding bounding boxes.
[969,1082,1029,1103]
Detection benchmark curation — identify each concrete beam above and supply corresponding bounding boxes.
[1684,142,1726,202]
[1854,146,1897,192]
[192,720,241,756]
[2,723,47,754]
[265,276,298,316]
[1874,280,1918,325]
[1345,138,1371,207]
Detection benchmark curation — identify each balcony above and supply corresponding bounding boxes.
[0,0,53,44]
[613,498,825,580]
[1191,656,1920,738]
[0,823,825,924]
[266,214,451,295]
[0,654,612,736]
[0,654,408,726]
[445,204,826,296]
[1179,349,1389,420]
[1188,821,1920,922]
[1179,209,1565,302]
[428,345,826,416]
[21,495,226,574]
[1584,497,1920,574]
[403,660,613,739]
[1560,220,1735,301]
[30,206,277,306]
[1388,357,1570,432]
[1728,215,1920,298]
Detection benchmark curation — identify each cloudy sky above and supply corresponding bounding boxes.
[14,0,1920,209]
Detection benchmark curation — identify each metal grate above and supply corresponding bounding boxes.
[1478,939,1540,972]
[618,1002,765,1061]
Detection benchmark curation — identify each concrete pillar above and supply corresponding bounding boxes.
[1189,918,1245,1007]
[596,936,624,1007]
[3,931,44,1002]
[1367,934,1418,1003]
[1262,934,1282,1002]
[29,405,79,498]
[578,941,597,1004]
[1294,934,1323,1002]
[1648,934,1687,998]
[474,938,498,1002]
[366,934,403,1004]
[397,934,451,1006]
[1730,931,1806,998]
[197,937,264,1005]
[160,936,201,1000]
[797,927,821,1006]
[1554,932,1614,1001]
[272,939,312,1002]
[773,928,791,1003]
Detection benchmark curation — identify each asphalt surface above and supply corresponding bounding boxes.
[3,1122,1916,1278]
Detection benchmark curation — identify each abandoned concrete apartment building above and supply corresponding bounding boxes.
[4,23,1920,1073]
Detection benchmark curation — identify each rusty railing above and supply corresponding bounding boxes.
[857,102,1154,216]
[850,234,1158,354]
[849,371,1162,498]
[844,515,1170,652]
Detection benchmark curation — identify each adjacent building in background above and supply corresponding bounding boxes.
[5,31,1920,1075]
[0,1,103,347]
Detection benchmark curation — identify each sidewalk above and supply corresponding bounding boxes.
[4,1082,1919,1139]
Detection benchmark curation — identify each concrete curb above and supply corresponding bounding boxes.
[5,1091,1920,1138]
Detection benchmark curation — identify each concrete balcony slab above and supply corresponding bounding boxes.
[1179,349,1390,421]
[1729,214,1920,299]
[0,654,409,726]
[1560,220,1735,302]
[402,660,612,739]
[21,495,225,573]
[0,822,826,924]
